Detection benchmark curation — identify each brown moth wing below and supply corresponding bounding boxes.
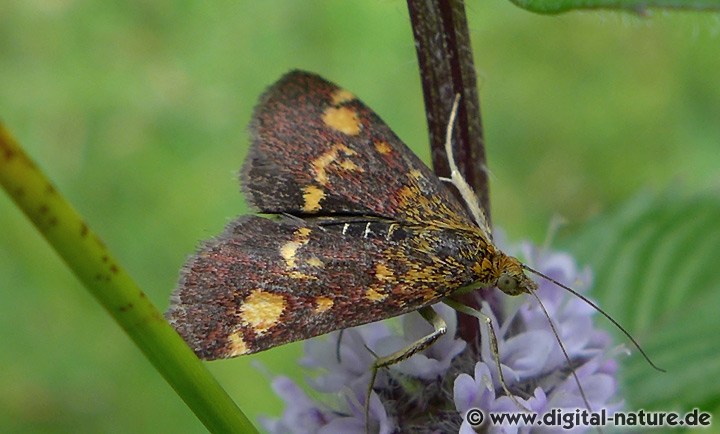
[167,216,486,360]
[243,70,476,231]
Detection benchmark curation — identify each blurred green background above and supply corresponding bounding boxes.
[1,1,718,433]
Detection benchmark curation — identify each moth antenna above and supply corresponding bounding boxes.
[528,290,594,414]
[523,264,666,373]
[443,94,492,238]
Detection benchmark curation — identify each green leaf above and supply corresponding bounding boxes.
[509,0,720,14]
[563,192,720,413]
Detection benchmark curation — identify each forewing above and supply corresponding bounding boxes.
[166,216,475,360]
[243,70,476,230]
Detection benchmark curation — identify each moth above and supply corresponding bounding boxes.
[166,69,534,357]
[166,70,658,423]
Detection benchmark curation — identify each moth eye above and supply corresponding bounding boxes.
[497,272,519,294]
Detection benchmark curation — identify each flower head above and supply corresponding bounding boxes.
[262,238,622,433]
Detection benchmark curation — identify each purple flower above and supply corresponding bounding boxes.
[261,239,623,433]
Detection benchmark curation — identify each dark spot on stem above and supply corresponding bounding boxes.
[1,145,14,161]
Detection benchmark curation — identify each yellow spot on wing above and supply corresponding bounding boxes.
[302,185,325,212]
[408,169,423,180]
[322,106,361,135]
[314,296,333,314]
[306,257,324,267]
[339,160,361,171]
[366,286,388,302]
[280,243,300,268]
[374,141,392,155]
[365,262,393,302]
[331,89,355,105]
[312,144,363,185]
[239,289,287,335]
[280,227,312,268]
[375,263,393,281]
[289,271,316,280]
[227,331,249,356]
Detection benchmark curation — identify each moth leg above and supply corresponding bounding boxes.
[443,298,531,413]
[335,329,344,363]
[364,306,446,434]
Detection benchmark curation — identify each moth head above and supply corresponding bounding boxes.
[495,255,537,296]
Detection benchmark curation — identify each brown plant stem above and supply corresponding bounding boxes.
[407,0,493,347]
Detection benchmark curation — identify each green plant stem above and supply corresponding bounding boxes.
[0,123,257,434]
